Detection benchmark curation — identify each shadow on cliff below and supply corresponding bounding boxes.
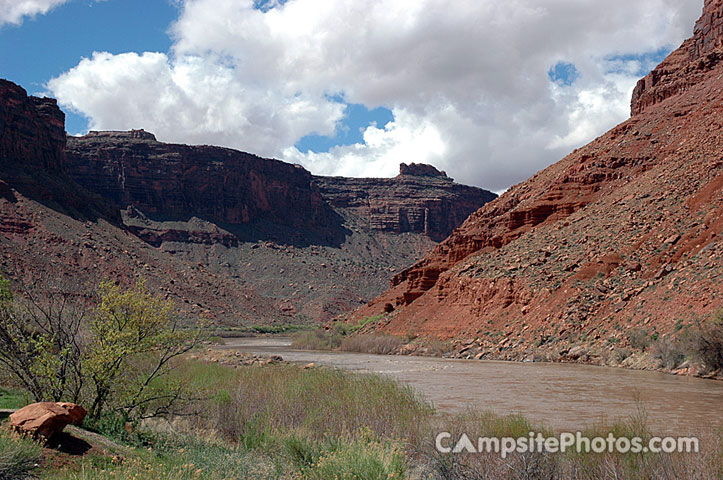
[129,207,353,249]
[0,163,121,224]
[224,212,352,248]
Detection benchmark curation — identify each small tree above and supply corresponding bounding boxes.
[0,275,86,403]
[0,275,202,420]
[85,279,201,419]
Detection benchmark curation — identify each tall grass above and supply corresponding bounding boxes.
[416,408,723,480]
[339,334,404,355]
[291,329,343,350]
[176,361,433,447]
[0,429,43,479]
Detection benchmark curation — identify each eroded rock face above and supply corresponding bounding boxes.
[313,167,496,242]
[65,132,336,231]
[10,402,87,439]
[631,0,723,115]
[358,1,723,363]
[0,80,65,171]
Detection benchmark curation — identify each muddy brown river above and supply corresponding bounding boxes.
[221,337,723,435]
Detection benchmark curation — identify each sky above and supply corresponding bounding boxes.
[0,0,703,192]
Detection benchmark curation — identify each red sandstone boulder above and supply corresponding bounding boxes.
[9,402,87,440]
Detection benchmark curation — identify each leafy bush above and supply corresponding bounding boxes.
[0,275,202,421]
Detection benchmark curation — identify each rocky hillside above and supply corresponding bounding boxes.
[1,80,495,325]
[357,0,723,367]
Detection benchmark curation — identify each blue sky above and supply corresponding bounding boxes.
[0,0,394,152]
[0,0,176,133]
[0,0,699,190]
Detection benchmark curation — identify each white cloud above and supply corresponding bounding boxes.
[48,51,344,155]
[47,0,703,191]
[0,0,68,26]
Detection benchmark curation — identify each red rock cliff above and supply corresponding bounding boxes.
[0,80,65,171]
[631,0,723,115]
[65,131,336,230]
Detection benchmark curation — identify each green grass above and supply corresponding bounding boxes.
[0,387,27,410]
[42,436,275,480]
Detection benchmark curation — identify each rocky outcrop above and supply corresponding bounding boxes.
[0,80,65,171]
[65,132,336,231]
[10,402,86,440]
[358,0,723,366]
[631,0,723,115]
[314,165,496,242]
[398,163,448,178]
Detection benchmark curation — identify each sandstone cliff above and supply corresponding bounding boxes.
[631,0,722,115]
[63,131,495,322]
[314,165,496,242]
[357,0,723,368]
[66,131,337,235]
[0,80,65,172]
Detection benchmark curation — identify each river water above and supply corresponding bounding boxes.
[221,337,723,435]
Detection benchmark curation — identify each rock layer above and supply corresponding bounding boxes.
[1,78,495,326]
[631,0,723,115]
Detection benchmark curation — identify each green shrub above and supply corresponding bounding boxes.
[306,433,406,480]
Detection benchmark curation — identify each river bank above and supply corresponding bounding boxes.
[219,336,723,436]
